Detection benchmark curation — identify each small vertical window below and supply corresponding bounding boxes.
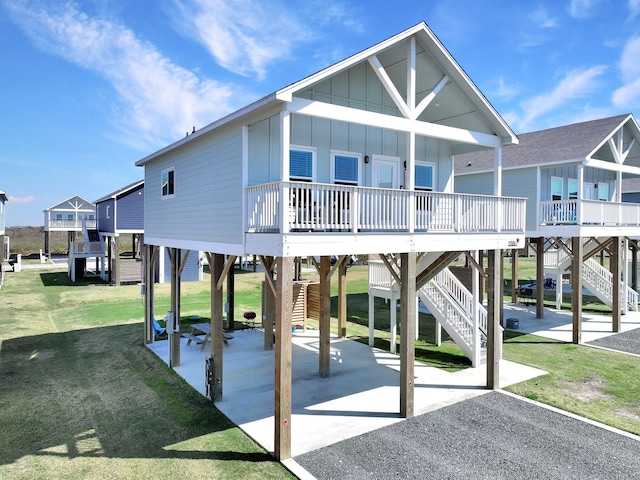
[415,164,434,191]
[106,206,111,219]
[67,214,74,221]
[162,168,175,198]
[551,177,563,201]
[290,148,314,181]
[332,152,360,185]
[568,179,578,200]
[597,182,608,201]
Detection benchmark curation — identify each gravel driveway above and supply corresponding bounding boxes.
[587,327,640,355]
[294,391,640,480]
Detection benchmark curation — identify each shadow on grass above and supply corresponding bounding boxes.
[39,271,109,287]
[503,330,566,344]
[0,323,276,467]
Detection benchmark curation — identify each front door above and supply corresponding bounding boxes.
[372,155,401,189]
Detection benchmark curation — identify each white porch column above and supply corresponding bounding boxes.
[280,109,291,234]
[472,250,481,367]
[390,289,397,354]
[368,293,375,347]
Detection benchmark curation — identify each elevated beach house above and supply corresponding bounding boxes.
[136,23,525,459]
[43,195,96,255]
[455,114,640,342]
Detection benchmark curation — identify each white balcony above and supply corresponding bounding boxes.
[540,200,640,226]
[70,241,104,256]
[247,182,526,235]
[47,219,97,230]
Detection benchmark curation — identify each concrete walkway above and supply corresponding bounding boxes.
[502,302,640,343]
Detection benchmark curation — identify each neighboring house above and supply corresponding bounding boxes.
[135,22,525,459]
[95,180,202,285]
[455,114,640,341]
[43,195,96,255]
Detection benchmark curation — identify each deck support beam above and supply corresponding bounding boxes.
[274,256,293,460]
[169,248,181,367]
[260,256,276,350]
[611,236,621,333]
[510,248,518,303]
[400,252,416,418]
[572,237,583,344]
[319,256,331,376]
[536,237,544,318]
[487,249,501,389]
[144,244,159,344]
[338,256,348,338]
[207,252,225,399]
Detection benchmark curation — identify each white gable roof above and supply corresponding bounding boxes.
[44,195,96,212]
[137,22,516,167]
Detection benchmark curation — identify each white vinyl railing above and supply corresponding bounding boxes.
[70,241,104,255]
[48,220,96,229]
[540,200,640,226]
[433,268,487,335]
[247,182,525,234]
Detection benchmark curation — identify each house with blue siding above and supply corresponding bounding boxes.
[455,114,640,341]
[136,22,526,459]
[95,180,202,285]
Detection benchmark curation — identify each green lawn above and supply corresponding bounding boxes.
[0,268,294,480]
[2,260,640,479]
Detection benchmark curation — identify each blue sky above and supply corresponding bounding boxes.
[1,0,639,226]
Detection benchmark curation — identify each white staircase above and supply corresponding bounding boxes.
[544,248,638,312]
[418,268,486,366]
[368,259,487,367]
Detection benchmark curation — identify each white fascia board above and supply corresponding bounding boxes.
[585,158,640,174]
[135,93,279,167]
[586,114,633,161]
[455,158,585,176]
[143,236,246,256]
[289,97,502,148]
[275,24,426,103]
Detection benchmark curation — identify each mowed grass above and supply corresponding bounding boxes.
[0,268,294,480]
[503,331,640,436]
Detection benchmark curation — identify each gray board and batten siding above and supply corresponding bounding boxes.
[144,125,244,251]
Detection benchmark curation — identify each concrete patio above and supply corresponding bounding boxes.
[147,326,546,459]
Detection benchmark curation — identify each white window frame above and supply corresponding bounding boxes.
[289,145,316,182]
[161,167,176,199]
[330,150,361,186]
[106,206,111,219]
[415,162,436,191]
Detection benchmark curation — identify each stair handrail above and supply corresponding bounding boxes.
[434,268,488,335]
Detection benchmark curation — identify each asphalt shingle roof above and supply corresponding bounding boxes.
[455,114,631,173]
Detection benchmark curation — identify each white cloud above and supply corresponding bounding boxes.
[8,195,36,205]
[4,0,241,149]
[631,0,640,18]
[530,5,557,28]
[491,77,521,100]
[569,0,597,19]
[516,65,607,131]
[612,36,640,108]
[174,0,313,80]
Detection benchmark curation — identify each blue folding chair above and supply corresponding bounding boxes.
[152,317,166,336]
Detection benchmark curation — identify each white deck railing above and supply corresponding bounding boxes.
[540,200,640,226]
[70,241,104,255]
[48,220,97,229]
[247,182,525,234]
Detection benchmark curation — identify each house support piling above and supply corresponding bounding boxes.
[144,244,158,344]
[207,252,225,399]
[319,255,331,377]
[611,237,621,332]
[338,255,348,338]
[400,252,416,418]
[536,237,544,318]
[571,237,583,344]
[274,256,293,460]
[487,249,501,389]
